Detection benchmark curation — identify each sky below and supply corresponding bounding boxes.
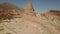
[0,0,60,13]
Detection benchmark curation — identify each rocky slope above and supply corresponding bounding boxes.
[0,11,60,34]
[0,2,60,34]
[0,2,24,19]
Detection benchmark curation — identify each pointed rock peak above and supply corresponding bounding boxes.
[27,1,34,10]
[24,1,36,16]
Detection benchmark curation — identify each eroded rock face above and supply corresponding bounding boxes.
[47,10,60,16]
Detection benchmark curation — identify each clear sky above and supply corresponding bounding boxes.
[0,0,60,13]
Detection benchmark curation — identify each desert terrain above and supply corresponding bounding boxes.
[0,2,60,34]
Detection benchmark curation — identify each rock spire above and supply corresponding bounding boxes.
[25,1,36,16]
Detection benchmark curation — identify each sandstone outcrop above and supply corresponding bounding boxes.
[47,10,60,16]
[24,2,36,16]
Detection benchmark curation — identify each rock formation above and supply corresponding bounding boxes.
[0,2,60,34]
[0,3,24,19]
[47,10,60,16]
[24,2,36,16]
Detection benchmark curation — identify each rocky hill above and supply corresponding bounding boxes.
[0,11,60,34]
[0,2,60,34]
[0,2,24,19]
